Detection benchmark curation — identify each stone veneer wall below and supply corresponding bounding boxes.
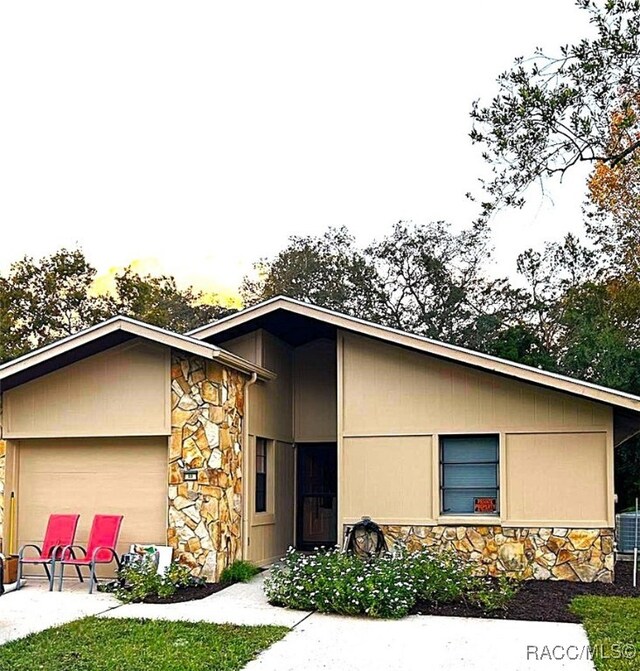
[169,353,245,582]
[380,525,614,583]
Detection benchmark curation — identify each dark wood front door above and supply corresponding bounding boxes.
[297,443,337,550]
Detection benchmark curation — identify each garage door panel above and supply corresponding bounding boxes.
[21,443,168,473]
[18,437,168,578]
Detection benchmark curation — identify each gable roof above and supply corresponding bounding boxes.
[188,295,640,415]
[0,315,275,392]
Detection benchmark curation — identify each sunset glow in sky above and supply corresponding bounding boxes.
[0,1,592,303]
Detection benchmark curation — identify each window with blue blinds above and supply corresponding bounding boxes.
[440,435,499,515]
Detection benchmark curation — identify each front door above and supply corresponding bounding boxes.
[297,443,337,550]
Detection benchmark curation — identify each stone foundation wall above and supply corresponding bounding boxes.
[380,524,614,583]
[169,353,246,582]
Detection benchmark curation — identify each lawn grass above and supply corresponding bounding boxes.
[0,617,288,671]
[570,596,640,671]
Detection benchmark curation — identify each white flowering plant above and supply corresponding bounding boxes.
[264,546,518,619]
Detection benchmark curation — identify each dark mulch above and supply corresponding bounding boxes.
[141,582,228,604]
[139,567,266,604]
[411,561,640,623]
[109,567,266,605]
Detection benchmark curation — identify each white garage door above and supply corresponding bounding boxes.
[17,437,168,576]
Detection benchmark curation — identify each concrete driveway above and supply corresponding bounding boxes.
[1,575,595,671]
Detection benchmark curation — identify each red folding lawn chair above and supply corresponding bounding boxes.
[57,514,123,593]
[17,514,80,591]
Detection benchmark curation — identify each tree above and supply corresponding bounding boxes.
[242,220,513,349]
[557,277,640,511]
[105,267,233,333]
[513,233,596,351]
[586,91,640,273]
[240,226,383,318]
[470,0,640,220]
[366,221,498,344]
[0,248,104,360]
[469,1,640,506]
[0,276,31,362]
[0,248,232,363]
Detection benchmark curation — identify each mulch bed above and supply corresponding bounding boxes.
[411,561,640,623]
[137,567,266,604]
[141,582,228,604]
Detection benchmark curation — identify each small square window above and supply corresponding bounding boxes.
[440,435,499,516]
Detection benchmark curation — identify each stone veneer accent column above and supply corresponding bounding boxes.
[169,353,245,582]
[380,525,614,583]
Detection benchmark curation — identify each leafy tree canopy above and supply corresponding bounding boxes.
[470,0,640,220]
[240,226,383,319]
[0,249,231,363]
[105,267,232,333]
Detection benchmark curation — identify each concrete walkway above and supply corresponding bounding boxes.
[100,573,309,628]
[0,579,120,645]
[0,574,595,671]
[99,573,597,671]
[244,612,595,671]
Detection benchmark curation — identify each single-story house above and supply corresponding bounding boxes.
[1,296,639,583]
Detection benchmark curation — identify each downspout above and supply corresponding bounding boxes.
[242,372,258,561]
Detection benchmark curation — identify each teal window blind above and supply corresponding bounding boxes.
[440,435,499,515]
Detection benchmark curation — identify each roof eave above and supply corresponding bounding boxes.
[189,296,640,414]
[0,317,275,386]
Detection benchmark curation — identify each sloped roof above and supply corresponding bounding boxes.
[189,295,640,414]
[0,315,275,391]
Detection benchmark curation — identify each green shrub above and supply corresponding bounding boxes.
[406,548,519,610]
[164,562,199,589]
[264,547,416,619]
[264,546,519,619]
[471,574,520,611]
[113,558,203,603]
[407,549,472,604]
[220,560,260,585]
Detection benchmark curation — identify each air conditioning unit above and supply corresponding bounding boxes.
[616,512,640,553]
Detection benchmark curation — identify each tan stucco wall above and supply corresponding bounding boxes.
[505,432,609,526]
[2,340,171,439]
[339,332,615,529]
[294,339,337,443]
[246,438,295,564]
[218,332,262,366]
[221,331,339,564]
[341,332,611,435]
[249,331,294,443]
[0,439,5,546]
[222,331,339,564]
[342,436,433,524]
[0,346,246,581]
[248,333,295,564]
[0,437,18,553]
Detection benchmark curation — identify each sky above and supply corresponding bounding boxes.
[0,1,593,305]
